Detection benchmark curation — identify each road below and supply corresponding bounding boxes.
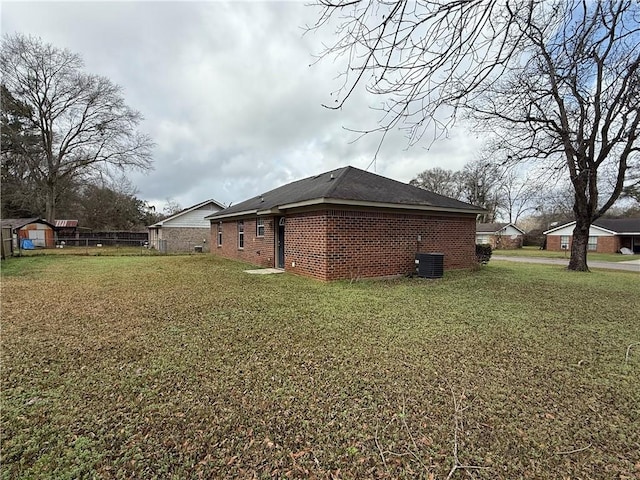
[492,255,640,272]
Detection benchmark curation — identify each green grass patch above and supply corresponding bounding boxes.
[2,255,639,478]
[495,245,634,262]
[15,245,164,257]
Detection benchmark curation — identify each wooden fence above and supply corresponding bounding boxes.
[56,231,148,247]
[1,226,13,259]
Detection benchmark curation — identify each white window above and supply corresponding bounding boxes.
[217,222,222,247]
[588,236,597,251]
[560,235,569,250]
[237,221,244,249]
[476,235,489,245]
[256,218,265,237]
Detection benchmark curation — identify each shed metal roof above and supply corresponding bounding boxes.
[55,220,78,228]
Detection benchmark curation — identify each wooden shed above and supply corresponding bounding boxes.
[0,218,56,248]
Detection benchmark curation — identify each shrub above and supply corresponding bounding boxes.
[476,244,492,265]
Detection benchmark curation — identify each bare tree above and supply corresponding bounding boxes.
[410,160,505,222]
[162,198,183,217]
[310,0,639,271]
[0,34,153,223]
[409,167,463,198]
[497,168,543,224]
[459,159,504,223]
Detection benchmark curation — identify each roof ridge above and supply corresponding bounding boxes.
[324,166,351,197]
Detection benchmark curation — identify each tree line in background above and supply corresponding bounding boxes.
[410,160,640,232]
[0,33,155,229]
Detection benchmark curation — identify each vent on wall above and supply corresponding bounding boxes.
[415,253,444,279]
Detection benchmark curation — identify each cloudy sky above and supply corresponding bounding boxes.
[2,1,482,210]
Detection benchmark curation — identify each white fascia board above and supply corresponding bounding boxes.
[207,209,257,221]
[543,221,575,235]
[543,221,618,236]
[163,224,211,229]
[278,197,483,215]
[257,208,282,216]
[159,199,224,225]
[591,226,619,235]
[503,224,526,235]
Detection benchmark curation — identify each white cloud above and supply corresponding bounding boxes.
[2,1,482,208]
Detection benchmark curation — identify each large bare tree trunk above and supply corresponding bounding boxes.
[45,195,55,224]
[568,217,589,271]
[1,34,153,223]
[44,180,57,223]
[310,1,640,275]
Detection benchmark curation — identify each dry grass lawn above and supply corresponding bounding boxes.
[1,254,639,479]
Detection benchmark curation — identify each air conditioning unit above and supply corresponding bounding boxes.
[415,253,444,279]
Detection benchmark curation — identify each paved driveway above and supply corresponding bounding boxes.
[492,255,640,272]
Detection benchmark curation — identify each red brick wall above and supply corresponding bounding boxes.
[212,217,275,268]
[546,234,619,253]
[284,213,328,280]
[597,236,619,253]
[491,234,523,249]
[546,235,565,252]
[211,209,477,281]
[323,209,476,280]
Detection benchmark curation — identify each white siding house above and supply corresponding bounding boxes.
[475,223,525,249]
[148,199,225,252]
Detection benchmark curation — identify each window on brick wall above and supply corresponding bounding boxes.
[560,235,569,249]
[588,236,597,251]
[238,221,244,249]
[256,217,265,237]
[476,235,489,245]
[217,223,222,246]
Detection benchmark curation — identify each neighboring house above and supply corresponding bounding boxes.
[543,218,640,253]
[148,199,225,253]
[207,166,485,281]
[0,218,56,248]
[476,223,525,249]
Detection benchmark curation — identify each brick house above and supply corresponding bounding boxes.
[543,218,640,254]
[207,166,485,281]
[148,199,225,253]
[475,223,525,249]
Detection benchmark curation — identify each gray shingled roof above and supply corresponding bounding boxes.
[207,166,484,219]
[593,218,640,233]
[476,222,525,234]
[545,217,640,234]
[476,222,509,233]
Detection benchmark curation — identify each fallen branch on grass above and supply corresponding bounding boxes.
[400,394,429,471]
[374,422,388,472]
[625,342,639,363]
[555,444,592,455]
[446,386,489,480]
